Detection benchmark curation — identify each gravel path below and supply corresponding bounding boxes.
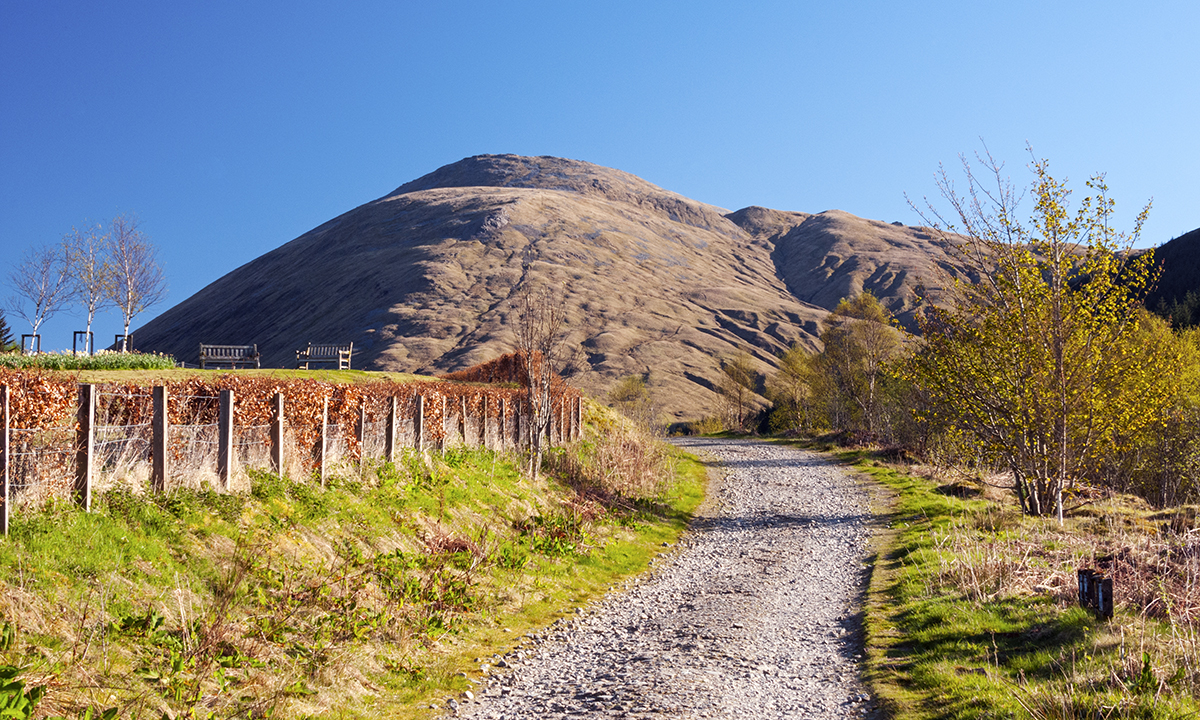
[448,437,881,719]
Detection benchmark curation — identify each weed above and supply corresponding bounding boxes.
[0,619,14,652]
[0,666,46,720]
[516,514,587,556]
[494,540,530,570]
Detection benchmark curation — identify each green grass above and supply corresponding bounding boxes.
[0,412,704,719]
[847,453,1200,720]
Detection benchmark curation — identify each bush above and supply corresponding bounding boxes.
[0,350,176,371]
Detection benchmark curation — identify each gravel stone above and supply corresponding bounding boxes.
[451,437,881,719]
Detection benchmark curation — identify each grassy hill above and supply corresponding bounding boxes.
[128,155,968,422]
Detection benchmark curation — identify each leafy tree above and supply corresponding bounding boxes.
[813,292,903,437]
[906,149,1172,520]
[718,348,760,432]
[765,343,817,433]
[608,373,657,430]
[106,213,165,351]
[1099,314,1197,506]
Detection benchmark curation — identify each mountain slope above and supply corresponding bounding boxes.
[727,206,962,329]
[1146,227,1200,325]
[132,155,961,420]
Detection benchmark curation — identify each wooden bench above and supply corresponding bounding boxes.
[296,342,353,370]
[199,344,261,369]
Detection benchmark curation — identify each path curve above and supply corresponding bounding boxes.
[450,437,881,719]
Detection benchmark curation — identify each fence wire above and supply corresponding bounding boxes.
[1,383,575,522]
[7,426,75,508]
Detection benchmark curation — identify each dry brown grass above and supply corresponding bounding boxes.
[544,401,678,507]
[919,474,1200,705]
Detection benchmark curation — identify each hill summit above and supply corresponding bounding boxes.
[132,155,962,420]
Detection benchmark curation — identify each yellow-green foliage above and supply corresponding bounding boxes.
[814,292,904,436]
[906,153,1173,517]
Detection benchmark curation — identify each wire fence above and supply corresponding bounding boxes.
[1,377,583,532]
[6,426,75,510]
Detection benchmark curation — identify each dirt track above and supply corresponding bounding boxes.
[451,437,880,719]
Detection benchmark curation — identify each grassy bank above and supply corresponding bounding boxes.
[0,402,704,719]
[846,451,1200,719]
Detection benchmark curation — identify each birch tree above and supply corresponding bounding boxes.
[718,349,759,432]
[814,292,902,437]
[765,344,816,434]
[7,242,75,345]
[64,223,113,353]
[106,213,165,351]
[906,148,1171,521]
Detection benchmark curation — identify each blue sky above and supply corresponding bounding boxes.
[3,1,1198,350]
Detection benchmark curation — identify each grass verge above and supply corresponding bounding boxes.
[844,450,1200,720]
[0,404,703,719]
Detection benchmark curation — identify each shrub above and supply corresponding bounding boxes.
[0,350,176,371]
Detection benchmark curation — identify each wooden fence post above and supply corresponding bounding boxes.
[357,399,367,473]
[459,395,468,447]
[152,386,168,493]
[271,393,285,475]
[218,389,235,491]
[495,396,505,451]
[556,400,564,445]
[567,396,575,441]
[440,395,448,453]
[517,399,527,451]
[384,396,397,464]
[75,384,95,510]
[481,395,490,450]
[318,396,328,486]
[1,385,9,536]
[517,398,526,450]
[414,395,425,452]
[576,396,583,440]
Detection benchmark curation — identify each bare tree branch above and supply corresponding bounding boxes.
[513,285,567,477]
[7,241,75,342]
[106,213,166,351]
[64,222,114,353]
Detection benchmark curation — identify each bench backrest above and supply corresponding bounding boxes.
[201,344,258,359]
[302,343,352,357]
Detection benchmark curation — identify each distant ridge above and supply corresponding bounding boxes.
[1148,227,1200,305]
[132,155,966,420]
[1146,227,1200,325]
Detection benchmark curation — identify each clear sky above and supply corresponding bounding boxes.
[3,1,1198,351]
